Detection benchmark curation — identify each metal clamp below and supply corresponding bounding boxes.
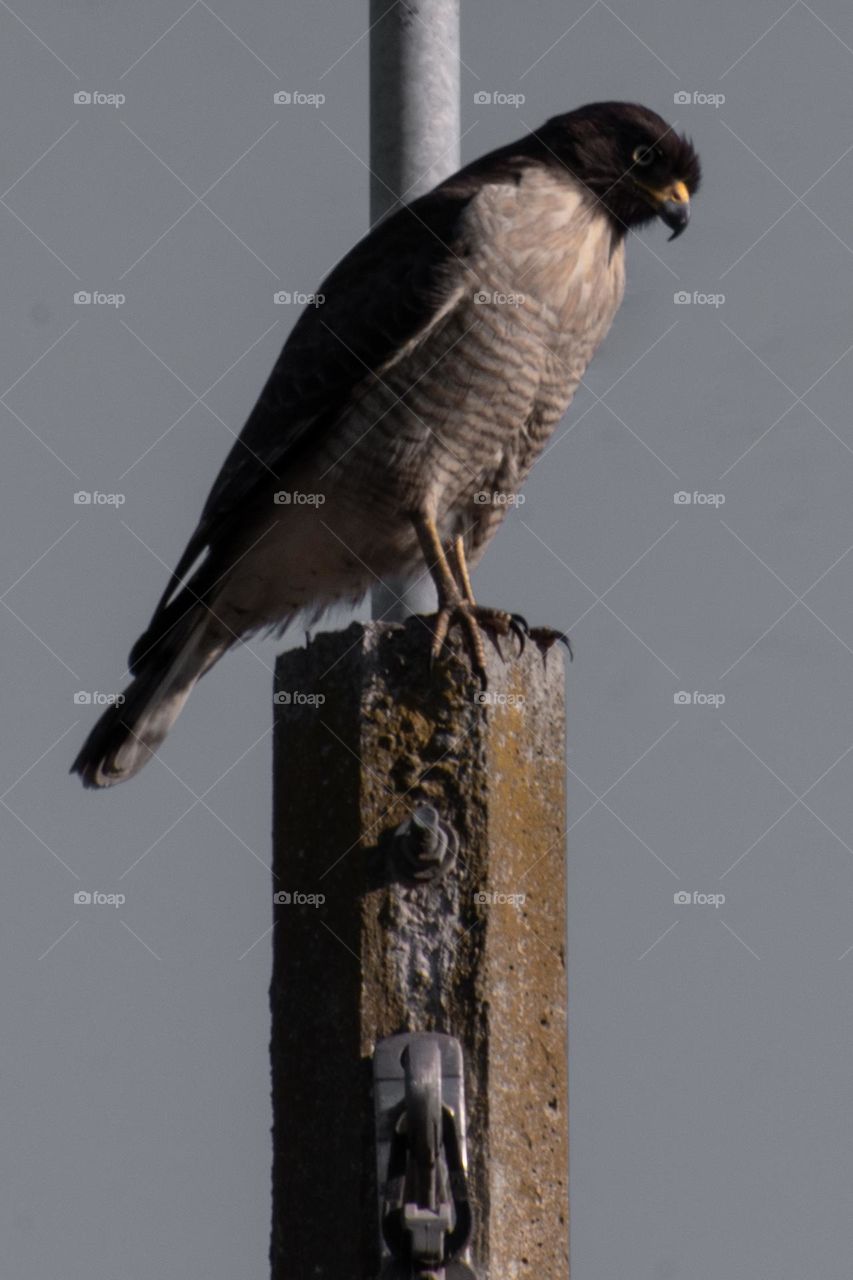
[388,805,459,884]
[374,1033,476,1279]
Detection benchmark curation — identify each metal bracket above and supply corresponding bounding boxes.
[387,805,459,884]
[374,1032,475,1279]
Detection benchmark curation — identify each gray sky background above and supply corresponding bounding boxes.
[3,0,853,1276]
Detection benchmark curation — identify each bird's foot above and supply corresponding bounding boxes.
[431,604,528,682]
[527,626,573,662]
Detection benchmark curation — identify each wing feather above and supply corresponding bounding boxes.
[152,186,481,619]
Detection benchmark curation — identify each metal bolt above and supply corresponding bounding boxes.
[389,804,458,884]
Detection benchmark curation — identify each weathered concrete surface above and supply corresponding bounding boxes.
[270,618,568,1279]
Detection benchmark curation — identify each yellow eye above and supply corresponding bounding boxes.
[632,145,657,167]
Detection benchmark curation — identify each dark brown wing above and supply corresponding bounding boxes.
[151,184,482,621]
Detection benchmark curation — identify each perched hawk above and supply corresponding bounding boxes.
[73,101,700,788]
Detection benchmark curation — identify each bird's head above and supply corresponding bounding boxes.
[538,101,701,240]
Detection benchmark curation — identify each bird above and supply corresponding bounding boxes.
[72,100,700,788]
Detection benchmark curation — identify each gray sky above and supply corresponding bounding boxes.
[3,0,853,1276]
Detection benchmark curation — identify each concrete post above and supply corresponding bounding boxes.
[368,0,460,621]
[270,619,569,1278]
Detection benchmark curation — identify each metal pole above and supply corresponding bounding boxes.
[270,11,570,1276]
[369,0,460,621]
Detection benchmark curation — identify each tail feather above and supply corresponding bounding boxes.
[72,620,219,789]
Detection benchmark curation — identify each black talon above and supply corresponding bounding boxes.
[527,626,573,662]
[509,613,528,655]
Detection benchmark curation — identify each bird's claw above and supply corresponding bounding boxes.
[430,603,488,684]
[508,612,529,655]
[527,626,573,662]
[429,603,528,684]
[429,605,571,683]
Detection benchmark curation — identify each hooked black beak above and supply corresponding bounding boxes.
[635,177,692,241]
[659,195,690,240]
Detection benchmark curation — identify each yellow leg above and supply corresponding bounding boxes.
[451,535,476,604]
[412,512,461,609]
[411,514,528,679]
[413,513,485,668]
